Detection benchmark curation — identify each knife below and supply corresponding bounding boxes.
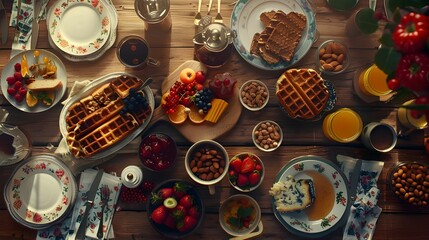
[349,159,362,202]
[75,169,104,240]
[31,0,39,49]
[0,0,7,45]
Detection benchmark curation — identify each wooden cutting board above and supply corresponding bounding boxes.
[147,60,242,142]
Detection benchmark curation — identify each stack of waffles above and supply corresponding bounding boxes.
[65,75,152,158]
[276,69,329,120]
[250,10,307,64]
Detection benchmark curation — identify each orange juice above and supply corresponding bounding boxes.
[398,100,428,129]
[323,108,363,143]
[358,64,391,96]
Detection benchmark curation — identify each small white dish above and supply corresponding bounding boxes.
[252,120,283,152]
[239,80,269,111]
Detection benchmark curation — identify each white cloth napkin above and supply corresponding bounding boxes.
[337,155,384,240]
[36,169,121,240]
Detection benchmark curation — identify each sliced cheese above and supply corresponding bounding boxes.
[204,98,229,123]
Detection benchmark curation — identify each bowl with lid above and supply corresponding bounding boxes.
[239,80,269,111]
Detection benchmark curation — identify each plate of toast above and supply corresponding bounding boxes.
[231,0,316,70]
[270,155,350,238]
[0,50,67,113]
[59,73,154,160]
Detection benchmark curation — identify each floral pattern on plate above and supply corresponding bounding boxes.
[231,0,316,70]
[48,0,111,56]
[272,156,350,237]
[6,155,77,225]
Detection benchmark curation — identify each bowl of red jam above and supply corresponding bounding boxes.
[139,133,177,171]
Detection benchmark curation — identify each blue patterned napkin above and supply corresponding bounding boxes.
[337,155,384,240]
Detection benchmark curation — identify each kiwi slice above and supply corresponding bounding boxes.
[163,197,177,209]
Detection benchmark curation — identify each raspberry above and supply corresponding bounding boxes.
[13,72,23,82]
[142,181,155,193]
[14,93,24,102]
[18,87,27,96]
[6,76,16,85]
[7,88,16,95]
[119,181,156,203]
[14,63,21,72]
[14,81,23,90]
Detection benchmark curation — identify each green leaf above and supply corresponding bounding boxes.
[379,33,394,47]
[355,8,378,34]
[384,22,398,33]
[375,46,401,74]
[237,206,253,218]
[228,217,241,229]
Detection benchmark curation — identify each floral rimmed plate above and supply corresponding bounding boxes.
[231,0,316,70]
[4,154,77,229]
[48,0,111,56]
[272,155,350,238]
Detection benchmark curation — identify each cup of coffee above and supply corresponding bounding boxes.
[116,35,160,69]
[361,122,397,152]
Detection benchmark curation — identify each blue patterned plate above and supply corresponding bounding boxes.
[231,0,316,70]
[272,155,351,238]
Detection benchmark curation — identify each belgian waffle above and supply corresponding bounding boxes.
[66,102,89,131]
[79,113,139,157]
[110,75,143,98]
[92,83,119,106]
[73,99,125,139]
[66,132,84,158]
[276,69,328,120]
[80,95,100,114]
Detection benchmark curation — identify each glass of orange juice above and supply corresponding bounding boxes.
[398,100,428,130]
[323,108,363,143]
[358,64,392,97]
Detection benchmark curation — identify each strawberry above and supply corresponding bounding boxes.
[158,187,173,199]
[13,72,23,82]
[255,163,263,172]
[163,213,176,229]
[240,156,256,173]
[7,88,16,95]
[248,171,261,186]
[172,204,187,220]
[230,158,242,172]
[237,174,249,187]
[14,93,24,102]
[229,169,237,179]
[6,76,16,85]
[179,194,193,209]
[151,205,168,224]
[14,81,23,90]
[18,87,27,96]
[188,206,200,219]
[182,216,197,231]
[173,182,190,199]
[14,63,21,72]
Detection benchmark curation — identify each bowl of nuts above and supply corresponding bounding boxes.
[390,162,429,207]
[239,80,269,111]
[252,120,283,152]
[184,140,229,195]
[228,152,264,192]
[316,40,349,75]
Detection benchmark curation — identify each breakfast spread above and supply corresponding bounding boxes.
[276,68,329,120]
[65,75,152,158]
[269,175,315,212]
[250,10,307,64]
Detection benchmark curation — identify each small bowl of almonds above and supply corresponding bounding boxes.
[239,80,269,111]
[316,40,349,75]
[252,120,283,152]
[390,162,429,207]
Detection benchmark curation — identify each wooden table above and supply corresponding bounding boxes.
[1,0,428,239]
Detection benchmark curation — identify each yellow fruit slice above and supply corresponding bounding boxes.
[26,90,38,107]
[21,54,30,78]
[161,91,169,106]
[189,105,205,124]
[168,104,188,124]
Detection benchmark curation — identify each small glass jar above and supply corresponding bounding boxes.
[398,99,428,130]
[195,23,235,68]
[135,0,172,31]
[357,64,392,97]
[322,108,363,143]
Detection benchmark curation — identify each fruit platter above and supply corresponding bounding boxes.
[0,50,67,113]
[59,72,155,160]
[148,60,242,142]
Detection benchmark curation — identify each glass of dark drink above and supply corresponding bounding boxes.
[116,35,160,69]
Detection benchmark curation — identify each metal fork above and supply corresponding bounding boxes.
[97,185,110,239]
[194,0,202,26]
[214,0,222,23]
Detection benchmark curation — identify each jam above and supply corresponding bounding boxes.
[208,72,237,99]
[139,133,177,171]
[0,133,15,156]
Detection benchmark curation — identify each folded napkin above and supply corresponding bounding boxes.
[36,169,121,240]
[337,155,384,240]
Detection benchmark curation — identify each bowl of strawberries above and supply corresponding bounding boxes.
[147,179,204,238]
[228,152,264,192]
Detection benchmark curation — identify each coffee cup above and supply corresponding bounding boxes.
[361,122,397,152]
[116,35,160,69]
[184,140,229,195]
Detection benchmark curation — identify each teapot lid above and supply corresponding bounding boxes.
[201,23,232,52]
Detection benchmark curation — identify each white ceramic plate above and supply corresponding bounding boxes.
[47,0,118,62]
[231,0,317,70]
[4,154,77,228]
[272,155,350,238]
[48,0,111,56]
[59,72,155,160]
[0,49,67,113]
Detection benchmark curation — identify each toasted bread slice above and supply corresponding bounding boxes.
[27,79,62,91]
